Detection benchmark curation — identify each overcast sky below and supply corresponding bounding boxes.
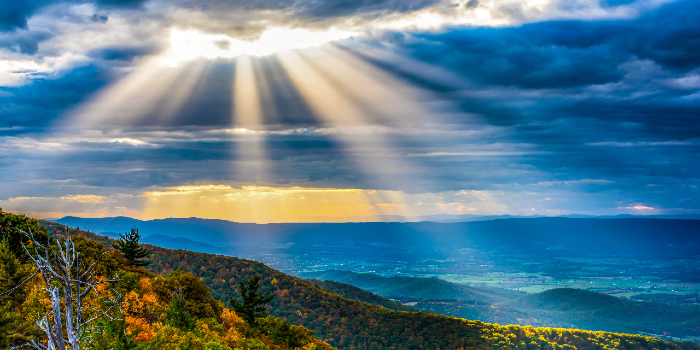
[0,0,698,222]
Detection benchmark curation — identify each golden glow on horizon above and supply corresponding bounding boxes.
[0,186,531,223]
[142,185,403,223]
[60,195,107,203]
[145,185,363,196]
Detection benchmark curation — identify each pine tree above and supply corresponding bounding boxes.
[113,228,150,266]
[0,240,33,311]
[0,304,16,349]
[0,209,50,261]
[0,241,39,349]
[164,289,196,331]
[229,275,274,326]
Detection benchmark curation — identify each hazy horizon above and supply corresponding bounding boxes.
[1,0,699,223]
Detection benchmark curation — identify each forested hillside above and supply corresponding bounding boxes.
[39,218,700,349]
[305,271,700,339]
[306,279,415,312]
[0,210,332,350]
[302,270,524,303]
[3,210,699,349]
[503,289,700,337]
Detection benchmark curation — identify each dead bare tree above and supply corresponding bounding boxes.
[1,229,122,350]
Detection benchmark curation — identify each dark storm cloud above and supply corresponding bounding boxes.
[89,45,159,62]
[464,0,478,9]
[0,0,147,32]
[328,0,700,202]
[0,65,115,128]
[352,0,700,133]
[165,0,445,21]
[386,0,700,90]
[296,0,442,18]
[0,29,52,54]
[0,0,46,32]
[89,13,109,23]
[94,0,148,9]
[0,131,357,194]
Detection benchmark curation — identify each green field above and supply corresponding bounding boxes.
[418,272,700,296]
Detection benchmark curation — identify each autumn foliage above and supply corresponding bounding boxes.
[0,210,332,350]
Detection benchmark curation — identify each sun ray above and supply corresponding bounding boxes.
[153,62,210,124]
[67,63,181,127]
[234,55,263,127]
[276,50,424,217]
[300,46,432,126]
[67,60,212,128]
[231,55,270,186]
[276,50,365,126]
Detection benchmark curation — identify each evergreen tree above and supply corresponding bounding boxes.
[0,241,40,349]
[0,209,50,261]
[259,316,312,348]
[0,304,16,349]
[229,275,274,326]
[0,240,34,311]
[164,289,196,331]
[113,227,150,266]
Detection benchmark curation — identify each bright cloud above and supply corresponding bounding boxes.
[158,27,356,66]
[1,0,699,222]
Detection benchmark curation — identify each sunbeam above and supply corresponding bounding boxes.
[300,46,432,126]
[67,60,211,127]
[231,55,270,187]
[154,62,210,124]
[234,55,263,128]
[276,49,427,205]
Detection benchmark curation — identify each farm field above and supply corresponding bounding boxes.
[422,272,700,296]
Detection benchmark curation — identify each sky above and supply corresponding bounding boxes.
[0,0,698,222]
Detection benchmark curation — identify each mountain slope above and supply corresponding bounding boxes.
[38,218,700,349]
[142,234,228,254]
[306,270,700,338]
[502,288,700,337]
[302,270,524,303]
[307,279,415,312]
[0,210,333,350]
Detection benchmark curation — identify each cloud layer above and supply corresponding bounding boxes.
[0,0,699,221]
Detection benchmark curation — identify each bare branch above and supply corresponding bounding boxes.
[9,228,123,350]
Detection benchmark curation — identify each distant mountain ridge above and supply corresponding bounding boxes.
[55,216,700,257]
[56,213,700,226]
[141,234,228,254]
